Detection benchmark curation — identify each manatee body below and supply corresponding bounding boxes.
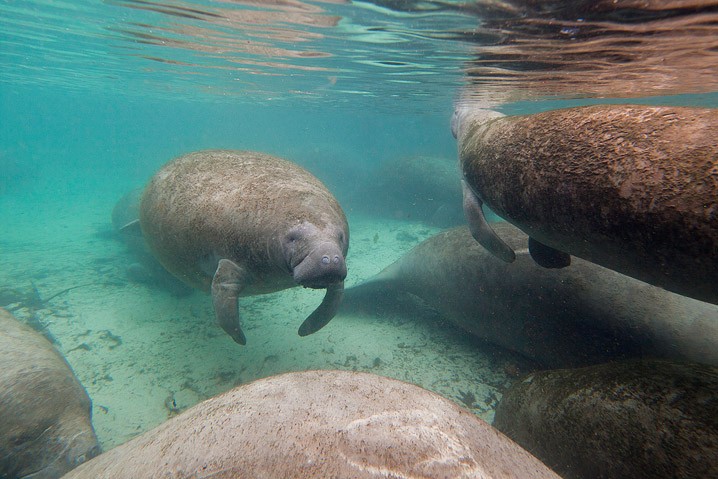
[0,308,99,478]
[343,224,718,368]
[494,359,718,479]
[454,104,718,305]
[140,150,349,344]
[62,370,560,479]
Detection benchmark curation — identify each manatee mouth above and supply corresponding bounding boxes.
[293,250,347,289]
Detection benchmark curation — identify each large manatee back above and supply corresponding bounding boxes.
[494,359,718,479]
[344,223,718,368]
[140,150,348,291]
[459,104,718,304]
[0,308,99,478]
[64,370,559,479]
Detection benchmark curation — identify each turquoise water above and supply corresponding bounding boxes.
[1,1,718,478]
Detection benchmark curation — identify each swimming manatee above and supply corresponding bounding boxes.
[62,370,560,479]
[110,188,192,296]
[361,155,467,227]
[493,359,718,479]
[453,104,718,305]
[343,224,718,368]
[0,308,99,478]
[140,150,349,344]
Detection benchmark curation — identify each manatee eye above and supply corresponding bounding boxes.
[338,231,345,244]
[286,231,302,244]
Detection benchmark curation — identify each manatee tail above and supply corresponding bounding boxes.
[340,263,404,315]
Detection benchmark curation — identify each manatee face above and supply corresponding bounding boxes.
[451,104,504,140]
[19,428,101,479]
[282,221,348,289]
[0,309,101,479]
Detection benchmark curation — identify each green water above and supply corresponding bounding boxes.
[1,1,717,477]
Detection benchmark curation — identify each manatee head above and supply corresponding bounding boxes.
[451,104,504,140]
[282,221,348,289]
[15,418,100,479]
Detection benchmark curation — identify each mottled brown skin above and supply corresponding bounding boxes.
[63,370,560,479]
[343,224,718,369]
[456,104,718,305]
[0,308,99,479]
[140,150,349,344]
[494,359,718,479]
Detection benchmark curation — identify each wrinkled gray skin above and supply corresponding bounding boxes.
[140,150,349,344]
[62,370,560,479]
[494,359,718,479]
[0,308,99,479]
[453,104,718,305]
[343,224,718,368]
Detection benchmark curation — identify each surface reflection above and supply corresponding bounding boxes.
[453,0,718,103]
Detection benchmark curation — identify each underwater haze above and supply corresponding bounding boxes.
[1,0,718,477]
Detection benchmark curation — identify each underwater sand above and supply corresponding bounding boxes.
[0,186,519,450]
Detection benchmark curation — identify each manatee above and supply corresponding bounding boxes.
[453,104,718,305]
[139,150,349,344]
[343,224,718,368]
[110,188,192,297]
[111,188,142,235]
[62,370,560,479]
[493,359,718,479]
[362,155,467,227]
[0,308,99,478]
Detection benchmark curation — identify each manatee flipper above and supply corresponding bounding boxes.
[211,259,248,345]
[461,180,516,263]
[528,237,571,268]
[298,281,344,337]
[119,219,142,235]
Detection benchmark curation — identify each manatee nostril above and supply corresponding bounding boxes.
[321,255,330,264]
[333,255,340,264]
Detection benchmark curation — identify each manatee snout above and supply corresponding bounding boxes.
[50,424,102,477]
[451,104,504,140]
[294,243,347,288]
[71,439,101,468]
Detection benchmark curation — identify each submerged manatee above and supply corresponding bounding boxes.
[494,359,718,479]
[140,150,349,344]
[453,104,718,304]
[111,188,192,296]
[343,224,718,368]
[363,155,467,227]
[62,370,560,479]
[0,308,99,478]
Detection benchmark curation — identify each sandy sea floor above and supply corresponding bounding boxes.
[0,185,521,450]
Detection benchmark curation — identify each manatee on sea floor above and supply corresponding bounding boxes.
[453,104,718,305]
[342,224,718,369]
[140,150,349,345]
[0,308,99,479]
[493,359,718,479]
[61,370,560,479]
